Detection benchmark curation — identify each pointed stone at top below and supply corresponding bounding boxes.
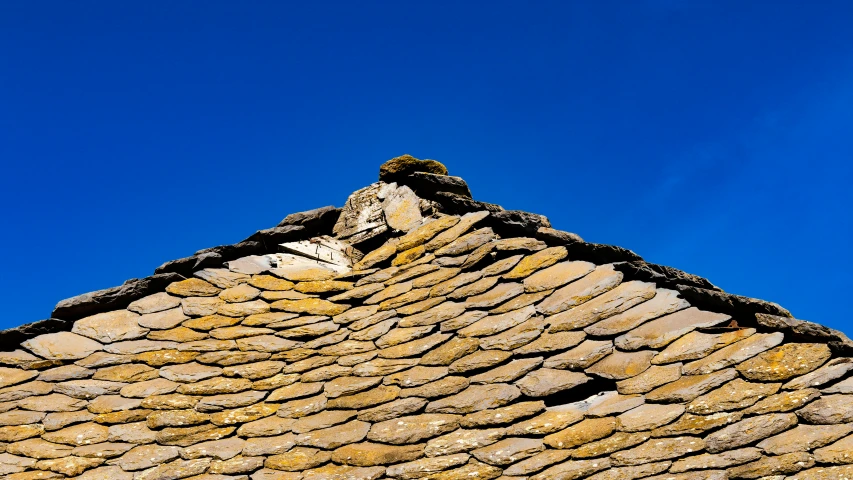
[379,154,448,183]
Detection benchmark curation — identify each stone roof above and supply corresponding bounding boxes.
[0,154,851,480]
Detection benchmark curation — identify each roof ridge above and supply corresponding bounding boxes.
[2,154,841,348]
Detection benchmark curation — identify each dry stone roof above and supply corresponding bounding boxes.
[1,154,852,480]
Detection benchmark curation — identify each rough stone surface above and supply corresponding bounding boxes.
[1,160,849,480]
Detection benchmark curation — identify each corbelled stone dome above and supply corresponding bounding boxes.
[0,156,851,480]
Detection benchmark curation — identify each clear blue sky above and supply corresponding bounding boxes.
[1,2,851,335]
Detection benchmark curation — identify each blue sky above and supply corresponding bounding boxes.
[1,1,851,335]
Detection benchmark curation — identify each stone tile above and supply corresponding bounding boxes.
[585,462,671,480]
[368,414,461,444]
[357,398,428,422]
[586,350,655,380]
[615,307,730,351]
[440,311,489,332]
[737,343,832,381]
[529,458,610,480]
[515,369,589,397]
[399,376,470,399]
[23,332,103,360]
[543,340,613,370]
[610,436,705,466]
[758,423,853,455]
[430,271,485,298]
[741,388,821,415]
[797,394,853,424]
[324,376,382,398]
[572,431,651,459]
[294,420,370,449]
[784,358,853,390]
[503,449,572,476]
[461,401,545,428]
[448,276,500,300]
[472,437,544,466]
[398,302,467,328]
[514,331,585,355]
[813,434,853,464]
[378,333,450,359]
[271,298,350,316]
[682,331,784,375]
[326,385,400,409]
[704,413,797,453]
[167,278,221,297]
[536,264,623,316]
[265,446,331,471]
[645,368,738,403]
[479,316,546,351]
[547,281,656,332]
[584,392,645,418]
[424,459,502,480]
[543,417,618,449]
[522,261,595,293]
[727,451,814,478]
[434,227,497,256]
[505,407,585,436]
[470,357,543,384]
[128,292,182,314]
[386,453,470,478]
[427,383,521,414]
[332,442,424,466]
[651,328,756,365]
[585,289,689,337]
[651,411,742,438]
[686,378,780,414]
[503,247,568,280]
[303,464,385,480]
[669,447,762,473]
[220,283,262,302]
[459,306,535,337]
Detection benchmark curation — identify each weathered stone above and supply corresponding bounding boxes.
[584,392,646,417]
[399,376,470,399]
[737,343,832,381]
[277,394,327,419]
[646,368,738,403]
[536,264,624,316]
[505,407,584,436]
[181,296,225,317]
[797,394,853,424]
[272,298,350,316]
[376,325,434,348]
[210,402,278,426]
[448,276,500,300]
[470,357,543,384]
[128,292,182,314]
[441,310,489,331]
[291,410,356,434]
[236,415,295,437]
[686,378,780,414]
[22,332,103,360]
[183,314,241,331]
[294,420,370,449]
[515,369,589,397]
[653,328,757,365]
[6,438,74,459]
[461,401,545,428]
[585,462,671,480]
[167,278,222,297]
[0,368,38,390]
[585,289,690,336]
[789,466,853,480]
[742,388,821,415]
[327,385,400,409]
[728,451,814,478]
[430,271,484,297]
[669,448,762,473]
[471,437,544,466]
[652,411,742,438]
[785,358,853,390]
[503,449,572,476]
[529,458,610,480]
[460,306,536,338]
[378,333,450,359]
[571,431,651,459]
[542,340,613,370]
[385,366,448,387]
[586,350,655,380]
[489,290,553,315]
[357,397,428,423]
[543,417,618,449]
[54,378,126,399]
[42,410,95,432]
[353,358,419,376]
[236,335,300,353]
[217,299,270,317]
[266,446,331,471]
[683,332,785,375]
[547,281,656,333]
[332,442,424,466]
[514,332,585,356]
[705,413,797,453]
[398,302,467,328]
[615,307,731,351]
[393,245,427,266]
[758,423,853,455]
[503,247,568,280]
[110,444,180,470]
[0,424,43,442]
[324,376,382,398]
[379,287,431,310]
[427,383,521,414]
[434,227,497,256]
[611,436,705,466]
[814,434,853,464]
[368,414,460,444]
[303,464,385,480]
[387,453,470,478]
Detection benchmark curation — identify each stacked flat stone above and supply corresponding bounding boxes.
[0,157,851,480]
